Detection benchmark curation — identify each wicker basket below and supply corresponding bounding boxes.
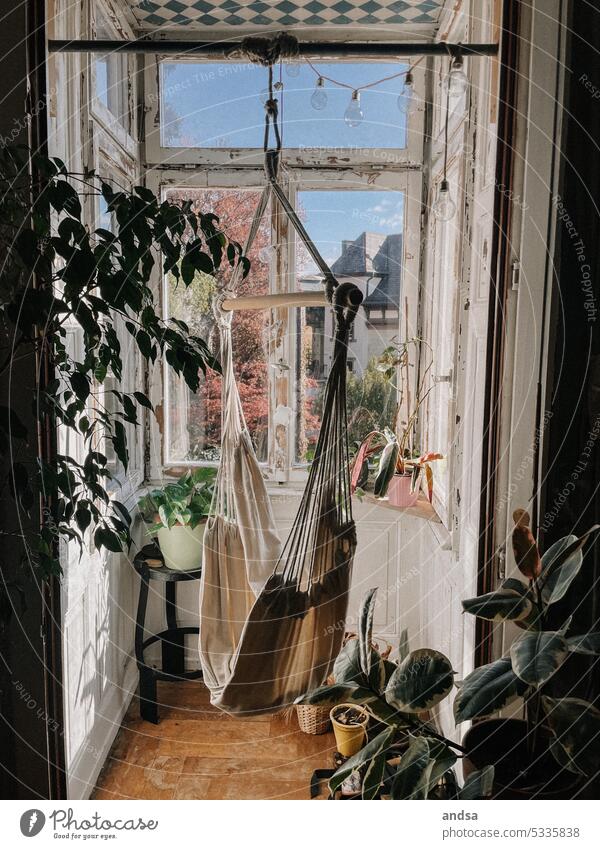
[296,703,331,735]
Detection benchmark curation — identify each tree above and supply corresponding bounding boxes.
[165,189,270,460]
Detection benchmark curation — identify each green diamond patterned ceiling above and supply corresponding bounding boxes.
[127,0,445,33]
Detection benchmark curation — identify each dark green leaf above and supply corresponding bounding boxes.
[510,630,568,686]
[391,736,433,800]
[542,697,600,778]
[462,589,533,622]
[385,649,454,713]
[454,657,525,723]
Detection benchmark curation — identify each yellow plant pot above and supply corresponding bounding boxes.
[330,704,369,757]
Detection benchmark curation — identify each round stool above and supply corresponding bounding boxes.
[133,543,202,724]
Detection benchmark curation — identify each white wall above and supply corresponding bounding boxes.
[48,0,144,800]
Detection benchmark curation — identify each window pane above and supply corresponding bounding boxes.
[94,18,129,130]
[295,190,404,463]
[161,62,408,149]
[164,188,270,464]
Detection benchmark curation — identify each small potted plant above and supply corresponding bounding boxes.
[330,703,370,757]
[456,509,600,798]
[350,336,443,507]
[137,468,215,571]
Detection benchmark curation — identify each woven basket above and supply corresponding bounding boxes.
[296,703,331,735]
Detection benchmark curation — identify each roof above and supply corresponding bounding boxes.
[331,231,402,310]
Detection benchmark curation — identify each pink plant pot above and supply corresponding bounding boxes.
[387,473,419,508]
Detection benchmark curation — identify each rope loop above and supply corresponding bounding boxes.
[228,32,299,67]
[333,282,363,333]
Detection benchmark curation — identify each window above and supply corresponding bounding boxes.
[294,189,404,463]
[163,188,271,465]
[146,57,424,481]
[93,13,131,134]
[160,62,409,150]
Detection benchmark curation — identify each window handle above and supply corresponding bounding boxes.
[433,371,452,384]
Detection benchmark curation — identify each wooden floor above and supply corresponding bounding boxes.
[92,681,336,800]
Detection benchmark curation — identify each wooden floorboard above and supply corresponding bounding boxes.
[91,682,335,800]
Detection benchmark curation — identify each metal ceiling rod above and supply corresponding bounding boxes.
[47,39,498,58]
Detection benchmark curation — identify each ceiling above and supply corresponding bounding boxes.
[126,0,446,36]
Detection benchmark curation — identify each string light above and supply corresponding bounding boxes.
[310,76,327,111]
[285,62,300,78]
[344,90,364,127]
[396,70,420,115]
[433,58,457,222]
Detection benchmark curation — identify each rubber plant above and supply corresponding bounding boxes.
[455,509,600,783]
[0,145,248,582]
[297,589,494,800]
[138,468,215,532]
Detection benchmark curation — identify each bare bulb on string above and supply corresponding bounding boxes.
[448,55,468,97]
[311,77,327,111]
[432,179,456,222]
[286,62,300,78]
[397,71,419,115]
[344,90,363,128]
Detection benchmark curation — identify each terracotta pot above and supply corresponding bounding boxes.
[462,718,581,799]
[330,704,369,757]
[387,473,419,508]
[156,522,205,571]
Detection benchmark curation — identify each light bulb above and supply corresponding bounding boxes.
[433,179,457,222]
[311,77,327,111]
[448,55,469,97]
[286,62,300,78]
[344,90,363,128]
[397,71,419,115]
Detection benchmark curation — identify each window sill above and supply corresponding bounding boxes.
[358,493,442,524]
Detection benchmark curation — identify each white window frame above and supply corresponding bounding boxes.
[143,56,425,483]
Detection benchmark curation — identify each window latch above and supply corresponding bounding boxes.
[433,371,452,384]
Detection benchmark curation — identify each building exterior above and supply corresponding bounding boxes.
[299,230,403,381]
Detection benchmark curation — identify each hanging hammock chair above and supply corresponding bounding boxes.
[198,63,363,715]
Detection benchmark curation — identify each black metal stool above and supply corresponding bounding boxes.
[133,543,202,724]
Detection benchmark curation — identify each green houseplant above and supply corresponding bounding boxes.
[0,145,247,587]
[350,337,443,507]
[297,589,494,800]
[137,469,215,570]
[455,509,600,798]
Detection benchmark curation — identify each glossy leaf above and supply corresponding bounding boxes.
[373,439,399,498]
[543,697,600,777]
[510,630,568,686]
[358,587,377,679]
[454,657,525,723]
[462,589,533,622]
[386,649,454,713]
[295,682,372,707]
[460,765,495,799]
[329,725,396,794]
[362,752,386,800]
[567,632,600,655]
[539,527,600,605]
[391,736,433,800]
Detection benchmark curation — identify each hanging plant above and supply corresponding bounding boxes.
[0,145,249,580]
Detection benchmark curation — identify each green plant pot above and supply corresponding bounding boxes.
[156,522,206,571]
[462,718,581,799]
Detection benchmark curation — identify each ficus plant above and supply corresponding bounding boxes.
[455,510,600,779]
[297,589,494,800]
[0,145,248,583]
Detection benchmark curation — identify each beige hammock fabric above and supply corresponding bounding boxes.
[199,284,360,715]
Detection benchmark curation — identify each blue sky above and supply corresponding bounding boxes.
[161,61,408,149]
[299,190,404,268]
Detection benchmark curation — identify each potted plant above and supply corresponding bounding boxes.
[350,337,443,507]
[297,590,494,799]
[137,469,215,571]
[455,509,600,798]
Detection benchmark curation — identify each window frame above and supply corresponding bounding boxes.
[143,56,425,483]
